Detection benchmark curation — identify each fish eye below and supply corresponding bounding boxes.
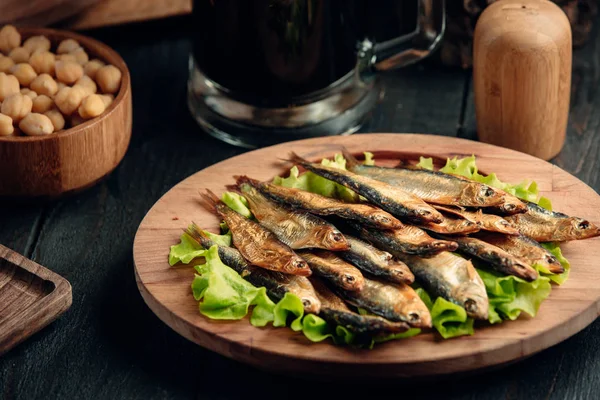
[302,299,312,308]
[504,204,516,211]
[499,220,510,226]
[294,260,308,269]
[420,210,432,216]
[578,220,590,230]
[545,255,558,264]
[408,312,421,323]
[484,187,495,197]
[330,232,344,242]
[464,299,477,312]
[344,275,356,283]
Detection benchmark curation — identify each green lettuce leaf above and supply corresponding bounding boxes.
[191,245,276,325]
[221,192,252,218]
[416,288,474,339]
[476,268,551,323]
[169,233,207,266]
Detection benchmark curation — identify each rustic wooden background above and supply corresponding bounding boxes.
[0,11,599,399]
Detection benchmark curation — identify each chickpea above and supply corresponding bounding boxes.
[75,75,97,94]
[44,108,65,131]
[29,73,58,97]
[20,88,38,100]
[32,94,54,113]
[0,25,20,54]
[8,47,30,63]
[71,48,89,65]
[29,51,55,75]
[55,60,83,85]
[57,39,80,55]
[98,94,113,108]
[10,63,37,86]
[96,65,121,94]
[83,59,105,80]
[19,113,54,136]
[23,36,51,54]
[0,72,19,101]
[57,53,77,63]
[54,85,87,115]
[1,93,32,121]
[0,113,14,136]
[78,94,106,119]
[0,55,14,73]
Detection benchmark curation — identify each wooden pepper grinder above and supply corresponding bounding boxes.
[473,0,572,160]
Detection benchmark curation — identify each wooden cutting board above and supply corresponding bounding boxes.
[132,134,600,379]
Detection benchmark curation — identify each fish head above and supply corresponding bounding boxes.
[319,228,351,251]
[563,218,600,240]
[455,285,489,320]
[462,184,504,206]
[429,240,458,253]
[410,205,444,224]
[284,257,312,276]
[397,295,432,329]
[498,198,528,214]
[341,271,365,291]
[492,218,520,235]
[300,295,321,314]
[367,211,403,229]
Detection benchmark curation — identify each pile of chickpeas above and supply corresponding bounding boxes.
[0,25,122,137]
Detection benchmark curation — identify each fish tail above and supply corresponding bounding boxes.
[198,189,221,214]
[233,175,260,188]
[184,222,213,248]
[340,147,360,169]
[282,152,310,167]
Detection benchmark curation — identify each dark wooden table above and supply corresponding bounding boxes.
[2,15,600,399]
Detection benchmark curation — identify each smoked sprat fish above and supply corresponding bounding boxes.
[341,148,507,208]
[236,181,349,251]
[446,235,539,281]
[336,276,432,328]
[504,200,600,242]
[185,224,321,313]
[198,189,311,276]
[338,235,415,284]
[310,278,411,335]
[474,232,564,274]
[234,175,403,230]
[285,152,444,224]
[298,250,365,291]
[355,223,458,257]
[395,252,489,320]
[433,205,520,235]
[417,215,481,235]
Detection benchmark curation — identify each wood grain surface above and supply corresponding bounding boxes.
[133,133,600,378]
[0,244,72,355]
[473,0,572,161]
[0,28,132,198]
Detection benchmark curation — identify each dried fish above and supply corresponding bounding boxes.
[396,252,489,320]
[285,152,444,224]
[237,182,350,251]
[433,205,520,235]
[198,189,311,276]
[298,250,365,291]
[338,235,415,284]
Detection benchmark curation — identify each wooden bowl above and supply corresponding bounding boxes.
[0,28,132,199]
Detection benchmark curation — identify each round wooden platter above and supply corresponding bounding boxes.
[133,133,600,379]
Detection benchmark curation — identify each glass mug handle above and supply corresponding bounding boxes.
[356,0,446,79]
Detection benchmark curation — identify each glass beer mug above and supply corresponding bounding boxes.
[188,0,446,148]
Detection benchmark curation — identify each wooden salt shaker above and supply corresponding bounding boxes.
[473,0,572,160]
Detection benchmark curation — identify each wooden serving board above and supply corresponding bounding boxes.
[132,134,600,378]
[0,245,72,355]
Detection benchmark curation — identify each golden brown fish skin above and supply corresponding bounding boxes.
[198,189,311,276]
[355,223,458,257]
[297,250,364,291]
[342,148,507,208]
[446,235,539,281]
[286,152,444,224]
[335,276,432,328]
[310,278,411,335]
[433,205,520,235]
[234,176,403,230]
[504,201,600,242]
[473,232,564,274]
[239,183,350,251]
[338,235,415,284]
[185,225,321,313]
[417,216,481,235]
[395,251,489,320]
[484,193,528,215]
